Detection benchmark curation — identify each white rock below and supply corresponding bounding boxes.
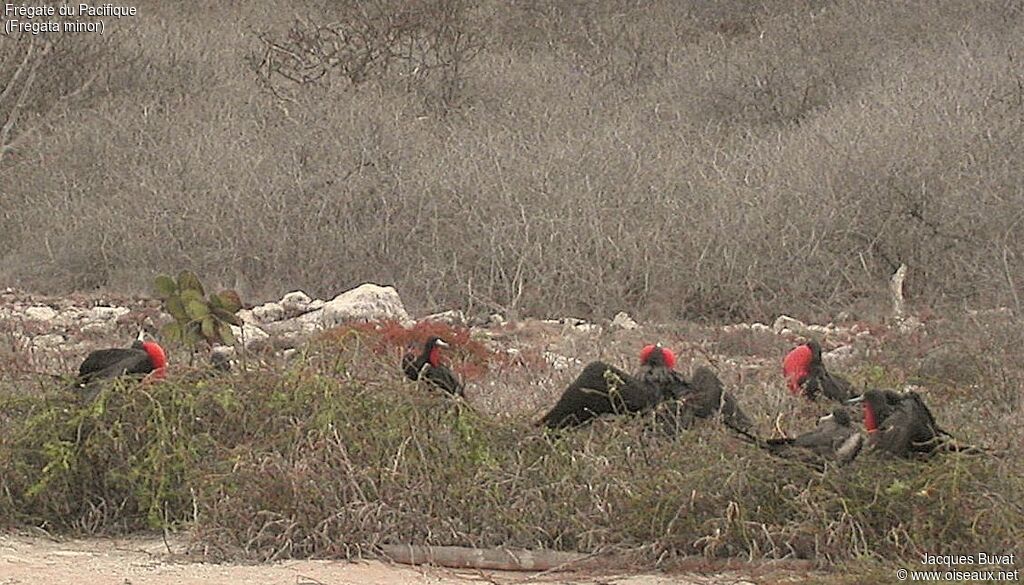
[488,313,507,327]
[421,309,467,326]
[211,345,236,359]
[280,291,314,316]
[772,315,806,335]
[806,324,831,336]
[236,309,257,324]
[543,351,582,371]
[572,323,602,334]
[320,283,410,327]
[251,302,285,324]
[86,306,130,321]
[229,323,270,350]
[24,306,58,321]
[81,321,117,335]
[33,333,66,349]
[610,311,639,330]
[750,322,771,333]
[262,310,324,348]
[896,315,924,335]
[823,345,856,366]
[282,348,298,360]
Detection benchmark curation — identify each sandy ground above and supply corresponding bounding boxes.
[0,533,793,585]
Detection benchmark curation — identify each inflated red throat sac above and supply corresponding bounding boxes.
[142,341,167,379]
[639,343,676,369]
[782,344,813,395]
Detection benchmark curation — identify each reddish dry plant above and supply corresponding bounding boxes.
[317,320,511,380]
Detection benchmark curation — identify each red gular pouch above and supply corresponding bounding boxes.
[141,341,167,381]
[782,344,813,396]
[862,401,879,434]
[639,343,676,369]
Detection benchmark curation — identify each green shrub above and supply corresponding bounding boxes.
[1,350,1020,565]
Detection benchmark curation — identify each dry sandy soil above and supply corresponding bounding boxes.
[0,532,819,585]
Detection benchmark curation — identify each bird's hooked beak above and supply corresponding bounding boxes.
[435,339,450,348]
[845,394,866,405]
[818,412,835,424]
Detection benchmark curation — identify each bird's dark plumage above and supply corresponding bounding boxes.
[783,340,853,402]
[403,336,464,397]
[71,337,167,400]
[656,366,755,435]
[539,361,660,429]
[846,389,952,458]
[764,409,864,465]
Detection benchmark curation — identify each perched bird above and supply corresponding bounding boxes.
[846,389,950,458]
[71,331,167,399]
[538,346,668,430]
[782,340,853,402]
[763,409,864,466]
[656,366,755,435]
[402,336,464,397]
[635,343,687,400]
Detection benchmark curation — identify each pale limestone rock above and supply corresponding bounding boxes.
[610,311,639,330]
[320,284,410,327]
[229,323,270,350]
[33,333,66,349]
[24,306,58,321]
[86,306,130,321]
[251,302,285,324]
[772,315,806,335]
[422,309,467,326]
[280,291,315,317]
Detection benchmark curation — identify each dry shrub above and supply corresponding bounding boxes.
[1,343,1021,566]
[2,0,1024,323]
[315,319,509,380]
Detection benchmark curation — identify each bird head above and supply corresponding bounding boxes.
[825,408,852,426]
[128,329,167,378]
[639,343,676,369]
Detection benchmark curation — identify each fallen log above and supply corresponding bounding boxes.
[378,544,594,572]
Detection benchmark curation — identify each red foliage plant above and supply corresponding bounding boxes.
[316,320,508,380]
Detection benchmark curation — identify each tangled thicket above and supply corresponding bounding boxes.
[1,0,1023,322]
[0,323,1022,565]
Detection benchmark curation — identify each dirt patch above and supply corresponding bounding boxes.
[0,532,803,585]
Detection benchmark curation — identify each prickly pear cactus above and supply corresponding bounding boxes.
[154,271,243,347]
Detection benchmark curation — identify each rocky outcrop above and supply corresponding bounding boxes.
[610,311,639,330]
[320,284,411,327]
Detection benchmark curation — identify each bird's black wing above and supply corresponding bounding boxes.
[683,367,754,433]
[78,348,152,383]
[820,372,854,402]
[402,350,423,381]
[682,366,724,418]
[791,419,854,457]
[871,408,919,458]
[718,390,755,434]
[539,361,656,429]
[423,365,464,397]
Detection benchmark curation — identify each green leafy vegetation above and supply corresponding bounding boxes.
[0,341,1020,564]
[154,271,243,348]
